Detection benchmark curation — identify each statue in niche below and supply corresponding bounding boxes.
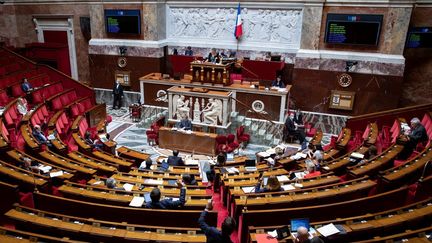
[173,95,190,119]
[193,98,201,123]
[203,98,222,125]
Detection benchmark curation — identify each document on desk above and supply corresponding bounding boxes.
[123,183,134,192]
[129,196,145,207]
[49,171,63,178]
[316,223,340,237]
[144,179,163,185]
[257,151,271,157]
[281,184,296,191]
[277,175,289,182]
[38,165,52,174]
[226,167,239,174]
[241,186,256,193]
[184,159,199,166]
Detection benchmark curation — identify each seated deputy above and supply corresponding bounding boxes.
[182,173,198,185]
[177,115,192,131]
[32,125,52,147]
[304,160,321,179]
[295,226,324,243]
[167,150,184,166]
[139,157,153,171]
[146,186,186,209]
[255,175,282,193]
[106,178,123,190]
[271,76,285,88]
[199,199,236,243]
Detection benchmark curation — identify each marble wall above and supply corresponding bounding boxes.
[300,5,323,50]
[95,88,141,108]
[400,7,432,106]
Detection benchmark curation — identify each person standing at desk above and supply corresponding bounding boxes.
[206,48,220,63]
[294,109,304,125]
[199,199,236,243]
[112,80,124,109]
[271,76,285,88]
[284,113,306,148]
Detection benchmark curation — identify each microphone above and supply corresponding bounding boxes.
[419,160,431,182]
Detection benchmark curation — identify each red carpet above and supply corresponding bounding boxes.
[210,186,239,243]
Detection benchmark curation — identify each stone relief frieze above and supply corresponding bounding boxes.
[168,7,302,45]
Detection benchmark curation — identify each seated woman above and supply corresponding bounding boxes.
[17,97,28,115]
[255,175,282,193]
[357,145,378,166]
[303,160,321,179]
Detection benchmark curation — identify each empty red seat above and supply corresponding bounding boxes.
[52,98,62,110]
[11,84,24,97]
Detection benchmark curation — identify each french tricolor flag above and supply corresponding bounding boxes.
[234,3,243,39]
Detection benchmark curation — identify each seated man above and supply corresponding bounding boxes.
[146,186,186,209]
[295,226,324,243]
[167,150,184,166]
[182,173,197,185]
[398,117,428,160]
[105,178,123,190]
[284,113,306,148]
[184,46,193,56]
[304,160,321,179]
[199,199,236,243]
[32,125,52,147]
[177,114,192,131]
[21,78,32,93]
[139,157,153,171]
[84,131,103,150]
[271,76,285,88]
[17,157,40,173]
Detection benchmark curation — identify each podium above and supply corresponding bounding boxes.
[190,61,232,86]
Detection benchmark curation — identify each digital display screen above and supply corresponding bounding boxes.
[406,27,432,48]
[324,14,383,45]
[105,10,141,35]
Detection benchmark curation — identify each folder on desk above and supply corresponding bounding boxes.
[123,183,134,192]
[129,196,145,207]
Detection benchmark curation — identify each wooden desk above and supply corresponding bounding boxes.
[190,61,231,85]
[158,127,217,156]
[117,146,150,163]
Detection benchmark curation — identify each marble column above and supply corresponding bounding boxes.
[300,4,323,50]
[381,7,413,55]
[89,3,104,39]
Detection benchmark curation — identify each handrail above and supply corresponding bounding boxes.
[348,103,432,121]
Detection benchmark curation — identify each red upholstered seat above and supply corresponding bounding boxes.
[0,90,9,106]
[71,105,80,117]
[106,115,112,124]
[236,126,250,145]
[323,135,338,151]
[215,135,227,153]
[19,192,34,208]
[146,124,160,145]
[52,98,62,110]
[226,134,239,153]
[11,84,24,97]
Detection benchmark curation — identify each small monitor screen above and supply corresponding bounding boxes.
[105,9,141,35]
[290,218,310,232]
[244,159,256,167]
[406,27,432,48]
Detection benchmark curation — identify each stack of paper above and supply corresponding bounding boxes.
[316,223,340,237]
[277,175,289,182]
[184,159,199,166]
[129,196,145,207]
[257,151,271,157]
[38,165,52,174]
[49,171,63,178]
[294,172,306,179]
[144,179,163,185]
[241,186,255,193]
[350,152,364,159]
[281,184,296,191]
[226,167,239,174]
[123,183,134,192]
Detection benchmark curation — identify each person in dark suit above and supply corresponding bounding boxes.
[21,78,32,93]
[177,115,192,130]
[271,76,285,88]
[398,117,428,160]
[294,109,303,125]
[285,113,306,147]
[146,187,186,209]
[167,150,184,166]
[182,174,197,185]
[198,199,236,243]
[205,48,220,63]
[112,81,124,109]
[185,46,193,56]
[32,125,52,147]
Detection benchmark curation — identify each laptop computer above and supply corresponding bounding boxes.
[158,161,169,172]
[244,159,257,172]
[143,193,152,203]
[290,218,310,232]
